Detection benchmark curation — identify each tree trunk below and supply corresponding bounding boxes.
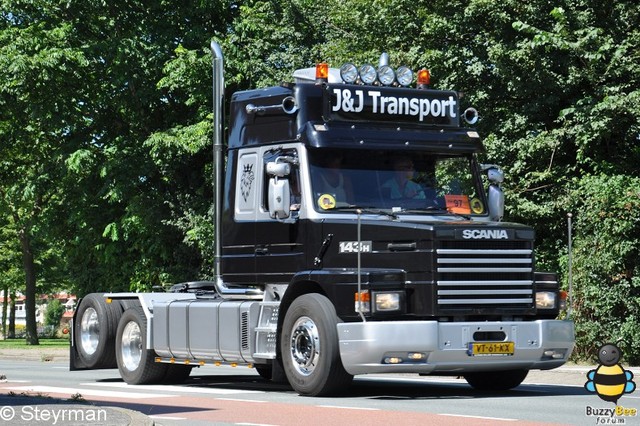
[8,289,15,339]
[19,228,39,345]
[1,286,6,339]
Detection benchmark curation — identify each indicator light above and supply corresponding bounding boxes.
[316,62,329,82]
[417,68,431,88]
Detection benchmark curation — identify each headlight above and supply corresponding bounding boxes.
[377,65,395,86]
[536,291,556,309]
[340,63,358,84]
[396,66,413,86]
[374,292,401,312]
[359,64,377,84]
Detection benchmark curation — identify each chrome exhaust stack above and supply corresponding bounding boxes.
[210,41,263,299]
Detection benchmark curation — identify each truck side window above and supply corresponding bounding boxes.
[289,165,301,212]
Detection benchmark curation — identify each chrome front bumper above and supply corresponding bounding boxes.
[337,320,575,376]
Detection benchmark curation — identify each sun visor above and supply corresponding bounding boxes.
[299,121,484,153]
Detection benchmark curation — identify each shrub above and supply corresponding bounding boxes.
[567,175,640,364]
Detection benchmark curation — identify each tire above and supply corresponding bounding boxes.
[464,369,529,391]
[281,293,353,396]
[162,365,193,384]
[115,307,167,384]
[255,365,272,380]
[74,293,122,369]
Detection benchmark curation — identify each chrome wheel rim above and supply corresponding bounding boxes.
[289,316,320,376]
[121,321,142,372]
[80,307,99,355]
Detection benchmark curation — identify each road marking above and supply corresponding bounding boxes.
[358,376,465,384]
[439,413,518,422]
[522,382,583,388]
[316,405,380,411]
[81,382,264,395]
[235,423,280,426]
[7,385,175,399]
[215,398,267,403]
[150,415,188,420]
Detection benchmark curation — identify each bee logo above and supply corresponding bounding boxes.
[585,343,636,404]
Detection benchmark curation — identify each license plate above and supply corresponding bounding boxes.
[468,342,514,356]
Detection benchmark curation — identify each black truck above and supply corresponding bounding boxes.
[70,42,575,396]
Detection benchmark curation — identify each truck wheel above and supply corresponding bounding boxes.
[115,307,167,384]
[281,293,353,396]
[464,369,529,391]
[74,293,121,369]
[255,365,272,380]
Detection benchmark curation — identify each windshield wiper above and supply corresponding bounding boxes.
[399,206,471,220]
[329,205,398,220]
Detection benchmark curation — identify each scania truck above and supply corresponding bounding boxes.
[70,42,575,396]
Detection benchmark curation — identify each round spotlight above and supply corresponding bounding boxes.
[396,66,413,87]
[340,63,358,84]
[377,65,395,86]
[359,64,377,85]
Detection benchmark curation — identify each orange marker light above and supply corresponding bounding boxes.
[417,68,431,87]
[316,62,329,81]
[354,291,370,303]
[354,290,371,313]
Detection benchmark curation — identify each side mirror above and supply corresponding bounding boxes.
[481,165,504,222]
[268,177,290,219]
[266,160,291,219]
[487,184,504,221]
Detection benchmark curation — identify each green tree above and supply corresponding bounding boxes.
[0,0,92,343]
[1,0,233,309]
[44,298,65,328]
[567,175,640,363]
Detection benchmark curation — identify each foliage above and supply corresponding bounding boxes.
[44,299,65,328]
[565,175,640,364]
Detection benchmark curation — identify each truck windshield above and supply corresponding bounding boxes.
[308,149,486,216]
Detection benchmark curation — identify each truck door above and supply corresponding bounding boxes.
[223,149,259,285]
[255,146,306,285]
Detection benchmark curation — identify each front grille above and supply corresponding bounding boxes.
[436,239,534,310]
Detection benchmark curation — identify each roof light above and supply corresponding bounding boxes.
[340,63,358,84]
[359,64,377,85]
[316,62,329,82]
[396,66,413,87]
[377,65,395,86]
[417,68,431,88]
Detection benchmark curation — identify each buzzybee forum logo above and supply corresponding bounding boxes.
[584,343,637,422]
[585,343,636,403]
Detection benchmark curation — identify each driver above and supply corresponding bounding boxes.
[381,156,426,199]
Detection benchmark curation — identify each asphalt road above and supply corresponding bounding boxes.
[0,351,638,426]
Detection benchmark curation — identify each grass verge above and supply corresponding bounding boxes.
[0,338,69,349]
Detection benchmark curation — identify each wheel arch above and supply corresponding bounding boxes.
[276,277,326,358]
